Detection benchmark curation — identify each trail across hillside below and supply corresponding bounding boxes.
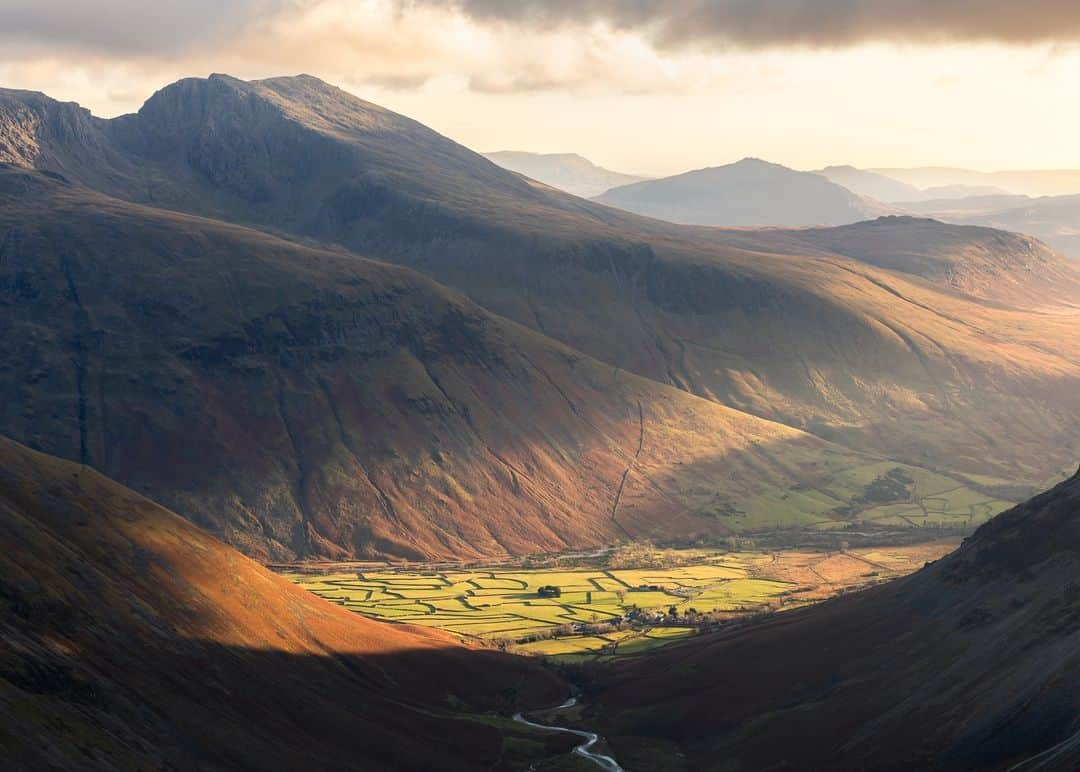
[514,697,623,771]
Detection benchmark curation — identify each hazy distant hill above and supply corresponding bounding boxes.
[872,166,1080,198]
[3,74,1078,511]
[595,158,895,226]
[909,193,1080,260]
[484,150,647,197]
[919,183,1010,199]
[0,435,568,770]
[817,165,923,202]
[818,165,1009,202]
[590,468,1080,770]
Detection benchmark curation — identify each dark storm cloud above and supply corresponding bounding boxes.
[0,0,287,56]
[420,0,1080,48]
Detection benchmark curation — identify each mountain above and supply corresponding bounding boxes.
[733,216,1080,306]
[594,158,895,226]
[586,469,1080,771]
[818,167,1010,203]
[871,167,1080,198]
[0,435,570,770]
[920,183,1010,199]
[910,194,1080,260]
[817,165,923,202]
[484,150,648,197]
[2,164,909,561]
[3,74,1079,500]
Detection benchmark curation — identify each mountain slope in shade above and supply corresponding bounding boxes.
[3,75,1079,491]
[0,435,569,771]
[588,469,1080,770]
[484,150,648,197]
[595,158,895,226]
[1,165,900,561]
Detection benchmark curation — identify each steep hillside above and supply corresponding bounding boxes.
[484,150,647,197]
[595,158,894,226]
[0,435,570,771]
[587,470,1080,771]
[1,165,915,561]
[3,75,1078,492]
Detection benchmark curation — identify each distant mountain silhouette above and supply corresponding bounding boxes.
[817,164,923,202]
[594,158,895,226]
[871,166,1080,198]
[484,150,648,197]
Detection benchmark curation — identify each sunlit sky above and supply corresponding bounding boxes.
[3,0,1080,176]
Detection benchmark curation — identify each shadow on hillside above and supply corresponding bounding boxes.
[0,639,572,772]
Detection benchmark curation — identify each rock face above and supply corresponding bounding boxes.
[590,470,1080,770]
[594,158,894,226]
[3,74,1079,525]
[0,435,568,770]
[1,165,891,560]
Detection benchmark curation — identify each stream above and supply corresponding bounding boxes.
[514,697,624,771]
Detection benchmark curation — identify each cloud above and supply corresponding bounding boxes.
[416,0,1080,48]
[0,1,296,57]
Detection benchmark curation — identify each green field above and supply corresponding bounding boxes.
[281,539,954,660]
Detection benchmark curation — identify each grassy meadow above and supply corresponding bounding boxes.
[280,539,954,660]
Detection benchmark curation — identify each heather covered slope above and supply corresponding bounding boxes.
[0,165,905,561]
[3,75,1079,491]
[588,470,1080,771]
[0,436,569,771]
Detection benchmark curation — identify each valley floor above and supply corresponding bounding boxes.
[278,537,957,660]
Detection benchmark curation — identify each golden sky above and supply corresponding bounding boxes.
[3,0,1080,176]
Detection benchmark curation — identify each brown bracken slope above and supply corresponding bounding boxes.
[2,75,1077,491]
[0,435,570,771]
[587,470,1080,771]
[1,165,900,561]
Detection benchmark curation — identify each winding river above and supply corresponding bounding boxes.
[514,697,624,771]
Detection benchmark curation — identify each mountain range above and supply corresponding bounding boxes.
[817,165,1009,202]
[2,71,1079,771]
[2,74,1080,561]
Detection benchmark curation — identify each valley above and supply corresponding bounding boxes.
[280,536,957,661]
[1,45,1078,772]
